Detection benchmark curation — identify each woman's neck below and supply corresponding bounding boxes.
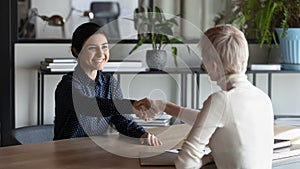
[217,73,246,91]
[81,66,97,81]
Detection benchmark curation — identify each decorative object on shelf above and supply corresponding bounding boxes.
[129,6,190,70]
[19,7,93,39]
[145,50,167,70]
[276,28,300,70]
[19,8,66,38]
[215,0,300,70]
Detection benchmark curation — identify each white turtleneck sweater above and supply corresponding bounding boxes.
[175,74,274,169]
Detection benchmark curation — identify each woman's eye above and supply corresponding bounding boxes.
[88,46,97,50]
[101,45,108,49]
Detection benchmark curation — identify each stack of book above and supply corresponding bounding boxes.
[248,64,281,71]
[274,139,291,149]
[40,59,146,73]
[40,58,77,72]
[102,60,146,72]
[131,113,173,128]
[273,138,292,153]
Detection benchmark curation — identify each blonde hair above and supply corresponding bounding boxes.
[201,24,249,74]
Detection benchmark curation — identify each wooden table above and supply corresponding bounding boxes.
[0,124,191,169]
[1,124,300,169]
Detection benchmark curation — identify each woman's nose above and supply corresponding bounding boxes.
[96,47,104,55]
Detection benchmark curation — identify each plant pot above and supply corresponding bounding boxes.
[146,50,167,70]
[276,28,300,70]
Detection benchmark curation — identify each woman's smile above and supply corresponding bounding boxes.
[93,57,106,64]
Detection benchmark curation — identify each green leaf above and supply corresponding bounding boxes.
[129,5,189,66]
[157,24,173,35]
[169,38,182,44]
[167,17,178,26]
[128,37,148,54]
[154,7,163,23]
[171,47,178,67]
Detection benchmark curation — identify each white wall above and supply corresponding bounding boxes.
[31,0,139,39]
[15,43,71,126]
[29,0,228,40]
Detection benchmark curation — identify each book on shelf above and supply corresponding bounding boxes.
[102,67,147,72]
[44,58,77,63]
[273,138,291,150]
[40,63,77,70]
[41,61,77,66]
[273,146,291,153]
[105,60,143,68]
[42,68,75,72]
[249,64,281,70]
[41,65,146,72]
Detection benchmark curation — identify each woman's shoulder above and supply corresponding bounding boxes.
[210,90,227,99]
[55,72,74,91]
[56,72,74,84]
[62,72,74,80]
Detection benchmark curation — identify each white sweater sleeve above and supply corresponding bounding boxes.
[175,92,226,169]
[178,108,200,126]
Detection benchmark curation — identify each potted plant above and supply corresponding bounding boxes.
[129,6,189,70]
[216,0,300,70]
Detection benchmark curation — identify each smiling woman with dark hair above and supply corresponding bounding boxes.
[54,22,162,146]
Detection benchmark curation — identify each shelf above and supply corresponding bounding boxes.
[37,68,300,125]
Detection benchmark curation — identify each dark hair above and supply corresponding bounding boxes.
[71,22,104,57]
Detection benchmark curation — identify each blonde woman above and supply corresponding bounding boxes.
[135,25,274,168]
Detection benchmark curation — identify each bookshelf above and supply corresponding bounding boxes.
[37,68,300,125]
[37,68,199,125]
[195,69,300,118]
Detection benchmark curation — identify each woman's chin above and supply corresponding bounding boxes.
[96,66,104,71]
[92,62,104,70]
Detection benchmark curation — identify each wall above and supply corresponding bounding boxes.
[15,42,300,127]
[30,0,138,39]
[29,0,228,40]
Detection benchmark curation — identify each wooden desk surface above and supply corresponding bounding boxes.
[1,124,300,169]
[0,137,178,169]
[0,124,192,169]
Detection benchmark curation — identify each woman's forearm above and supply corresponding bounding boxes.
[164,101,200,125]
[164,101,183,118]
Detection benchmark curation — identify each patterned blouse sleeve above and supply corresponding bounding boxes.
[108,75,146,138]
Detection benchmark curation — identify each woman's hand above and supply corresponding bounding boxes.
[133,98,166,121]
[140,133,163,146]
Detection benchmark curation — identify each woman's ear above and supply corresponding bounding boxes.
[71,47,79,57]
[212,62,218,72]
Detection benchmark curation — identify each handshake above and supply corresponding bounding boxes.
[132,98,167,121]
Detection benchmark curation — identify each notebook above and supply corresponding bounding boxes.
[139,152,177,166]
[274,139,291,149]
[139,147,211,166]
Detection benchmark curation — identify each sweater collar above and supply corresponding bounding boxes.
[74,65,100,86]
[217,73,249,91]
